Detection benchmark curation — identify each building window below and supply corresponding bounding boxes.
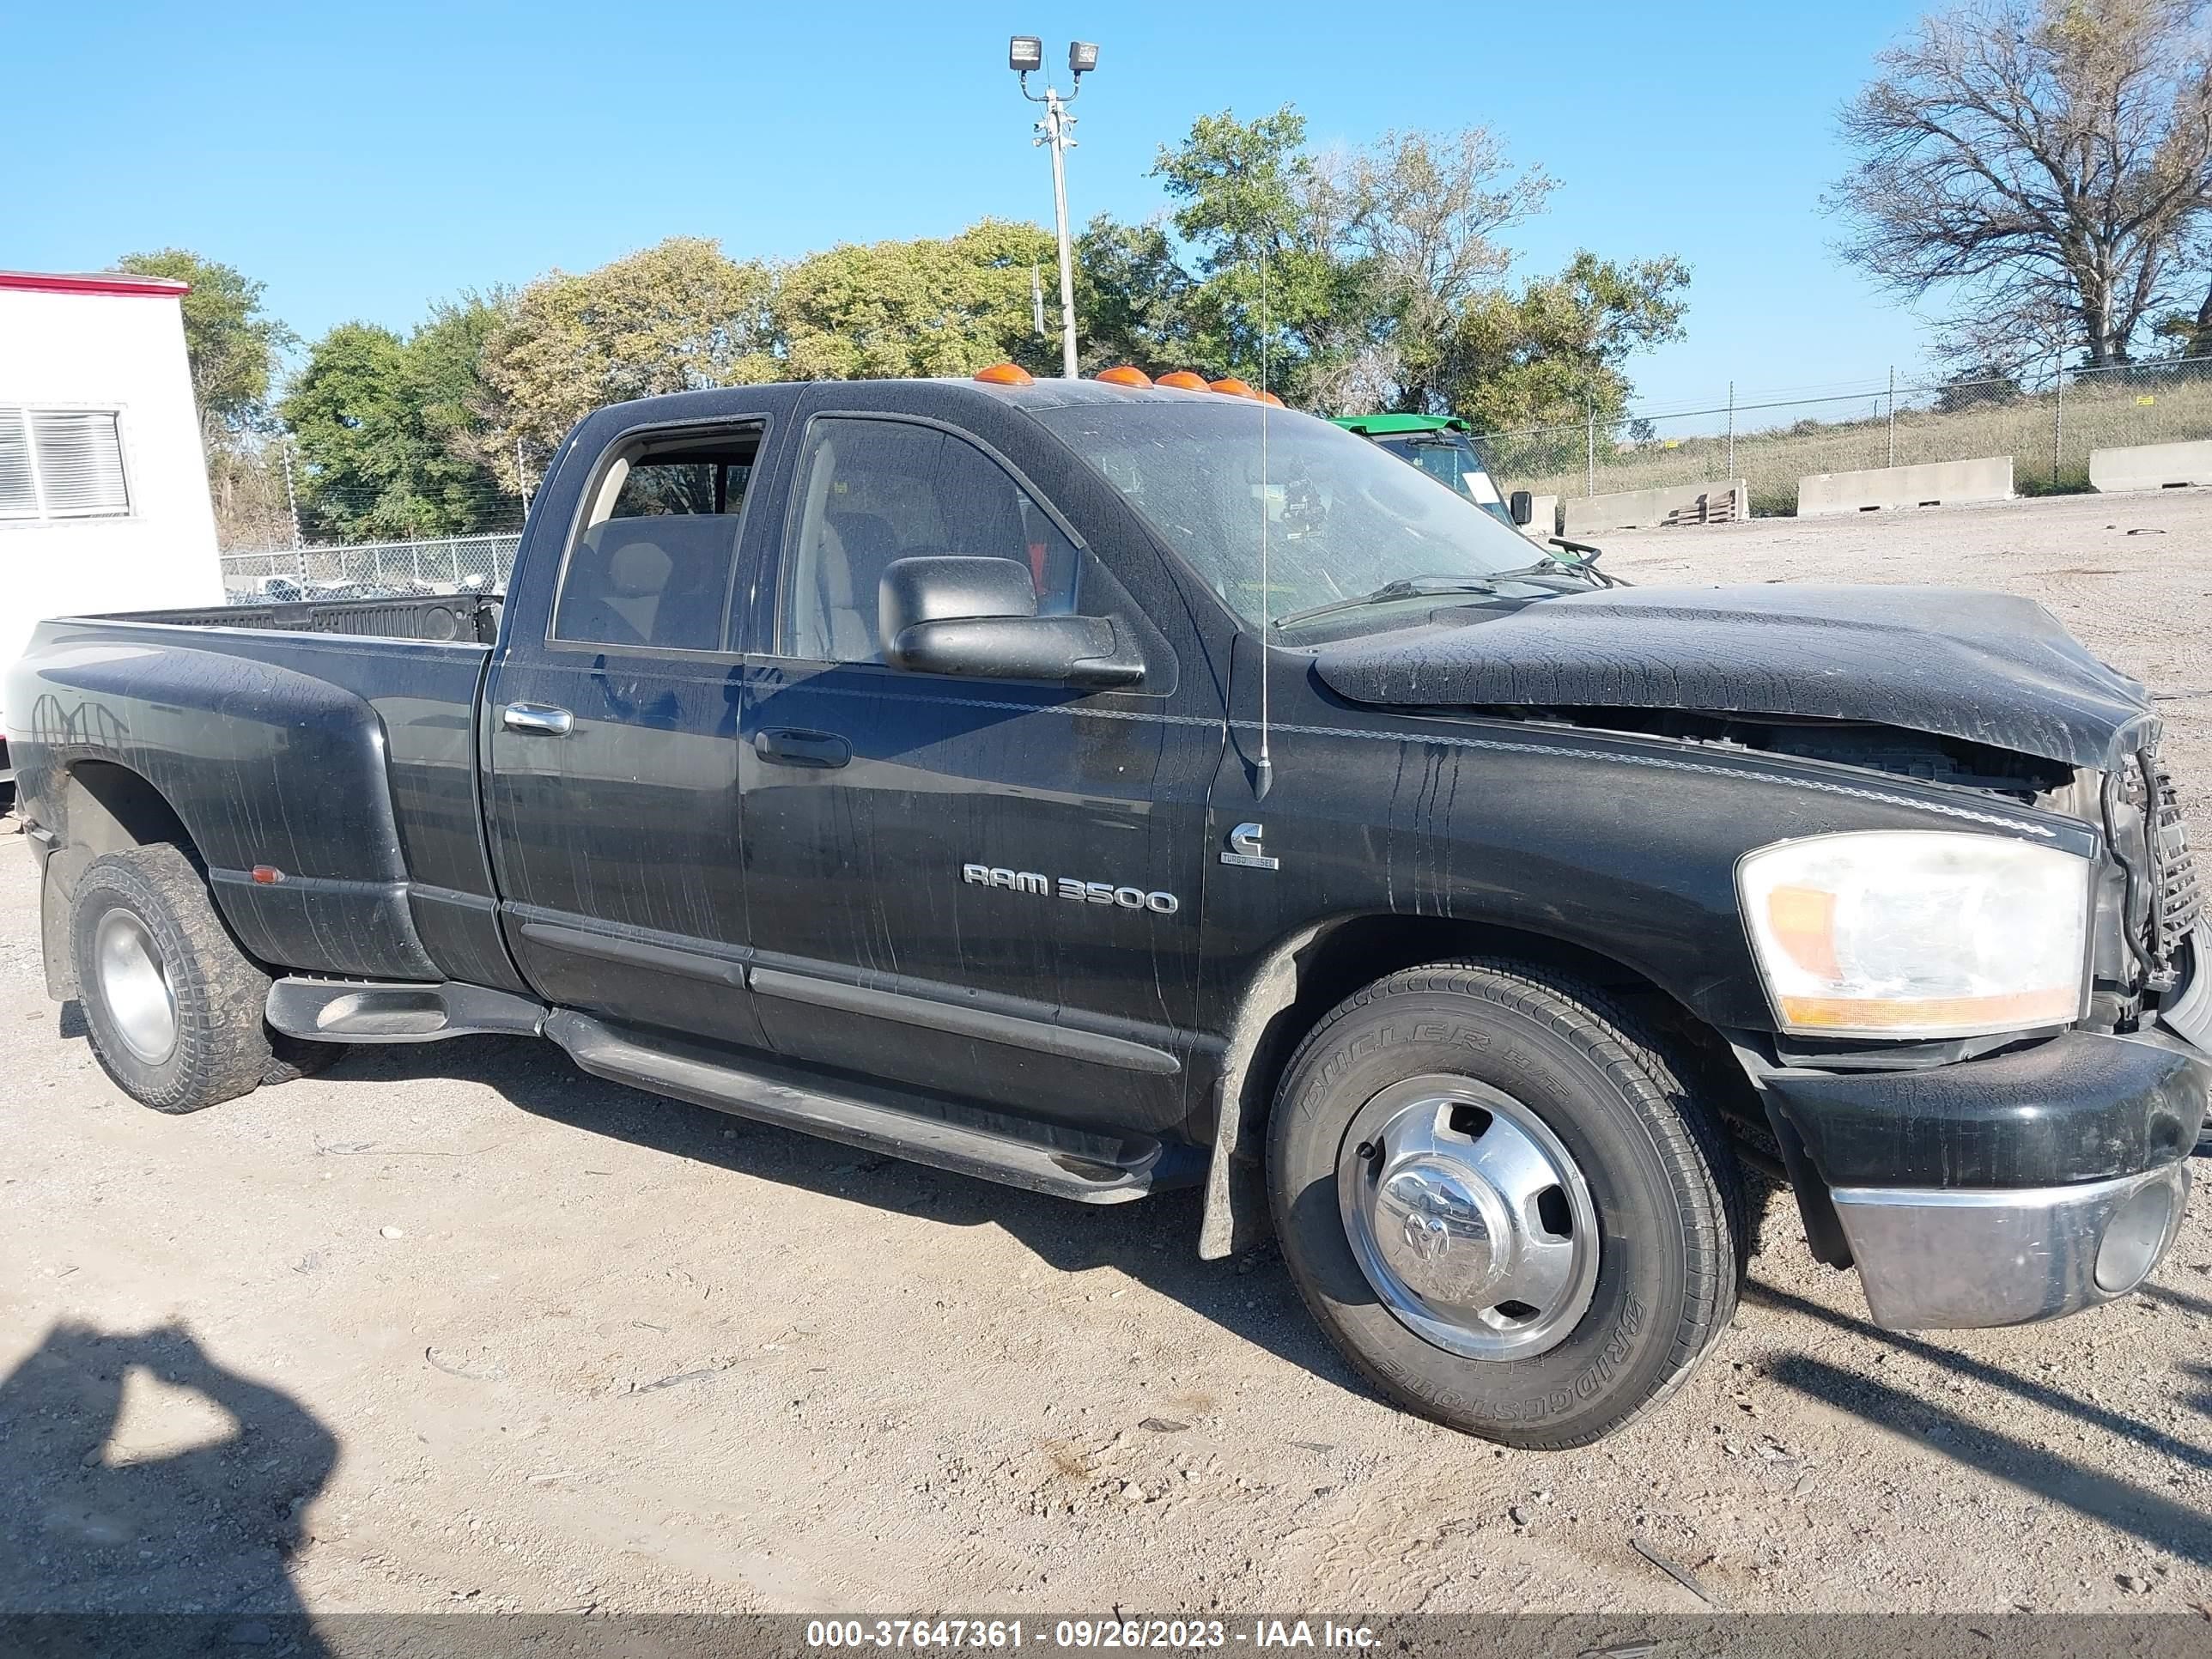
[0,409,131,521]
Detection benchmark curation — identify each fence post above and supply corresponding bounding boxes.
[279,440,302,551]
[1584,398,1595,498]
[1886,367,1895,468]
[1725,381,1735,480]
[2051,351,2063,488]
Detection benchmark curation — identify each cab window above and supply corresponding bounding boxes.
[552,426,760,652]
[779,417,1080,663]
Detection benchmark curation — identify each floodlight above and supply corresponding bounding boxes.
[1009,36,1043,72]
[1068,40,1098,75]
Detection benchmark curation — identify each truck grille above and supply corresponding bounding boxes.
[2153,769,2201,963]
[2124,755,2201,979]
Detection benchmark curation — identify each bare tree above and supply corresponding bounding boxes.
[1831,0,2212,367]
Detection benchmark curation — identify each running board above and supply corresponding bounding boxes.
[543,1010,1179,1204]
[267,977,547,1042]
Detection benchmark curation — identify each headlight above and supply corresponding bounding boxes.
[1737,831,2089,1039]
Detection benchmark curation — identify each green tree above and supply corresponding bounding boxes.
[482,237,778,453]
[778,219,1059,380]
[1149,106,1382,405]
[412,293,525,498]
[282,295,517,542]
[117,249,295,445]
[1330,127,1555,413]
[117,249,296,548]
[1139,107,1670,420]
[1442,252,1691,433]
[1073,215,1197,374]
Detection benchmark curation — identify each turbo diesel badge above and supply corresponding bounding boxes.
[961,863,1180,915]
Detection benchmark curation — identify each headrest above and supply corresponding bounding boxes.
[826,512,896,562]
[607,538,672,598]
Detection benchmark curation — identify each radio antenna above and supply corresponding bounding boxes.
[1254,258,1274,801]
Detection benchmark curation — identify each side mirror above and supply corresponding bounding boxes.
[878,556,1142,690]
[1509,489,1534,526]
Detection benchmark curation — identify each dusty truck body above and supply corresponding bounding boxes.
[8,370,2203,1448]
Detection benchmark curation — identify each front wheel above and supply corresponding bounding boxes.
[1267,960,1742,1449]
[70,844,285,1114]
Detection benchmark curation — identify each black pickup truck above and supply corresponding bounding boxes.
[9,368,2203,1448]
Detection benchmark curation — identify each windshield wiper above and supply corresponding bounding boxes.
[1272,576,1501,631]
[1486,538,1627,589]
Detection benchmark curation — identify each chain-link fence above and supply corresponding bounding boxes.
[1475,356,2212,518]
[221,532,521,604]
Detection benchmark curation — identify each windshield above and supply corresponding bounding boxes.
[1376,433,1516,526]
[1033,400,1542,631]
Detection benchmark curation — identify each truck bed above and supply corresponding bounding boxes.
[4,608,509,990]
[112,591,501,645]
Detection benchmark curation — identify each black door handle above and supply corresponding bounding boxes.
[755,727,852,769]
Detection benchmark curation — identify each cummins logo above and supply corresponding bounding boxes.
[960,863,1180,915]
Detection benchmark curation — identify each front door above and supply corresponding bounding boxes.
[483,416,775,1049]
[736,405,1221,1137]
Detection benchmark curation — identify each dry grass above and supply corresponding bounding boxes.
[1488,368,2212,516]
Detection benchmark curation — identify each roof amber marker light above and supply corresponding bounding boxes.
[1155,370,1211,391]
[1209,377,1261,399]
[1259,390,1285,406]
[1095,365,1154,387]
[975,362,1036,386]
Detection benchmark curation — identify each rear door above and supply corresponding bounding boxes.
[734,393,1224,1138]
[483,415,780,1048]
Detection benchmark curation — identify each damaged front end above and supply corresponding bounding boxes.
[1310,581,2207,1329]
[1553,710,2205,1330]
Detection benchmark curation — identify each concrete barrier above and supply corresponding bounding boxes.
[2089,440,2212,494]
[1796,457,2013,517]
[1561,480,1747,535]
[1517,493,1559,539]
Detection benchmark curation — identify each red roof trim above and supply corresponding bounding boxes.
[0,270,191,299]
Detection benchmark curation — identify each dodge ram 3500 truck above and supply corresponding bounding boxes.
[9,367,2204,1448]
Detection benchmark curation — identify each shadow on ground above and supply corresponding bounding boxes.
[0,1320,334,1636]
[1749,1283,2212,1568]
[315,1034,1362,1402]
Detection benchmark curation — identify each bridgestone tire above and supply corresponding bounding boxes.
[70,844,279,1115]
[1267,959,1742,1449]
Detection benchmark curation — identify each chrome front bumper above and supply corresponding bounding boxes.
[1832,1160,2193,1330]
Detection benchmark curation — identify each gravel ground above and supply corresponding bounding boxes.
[4,488,2212,1620]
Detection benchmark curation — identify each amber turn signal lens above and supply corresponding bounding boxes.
[1095,365,1153,387]
[974,362,1036,386]
[1154,370,1211,391]
[1208,378,1261,399]
[1765,885,1841,982]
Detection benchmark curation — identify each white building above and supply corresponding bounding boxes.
[0,270,226,711]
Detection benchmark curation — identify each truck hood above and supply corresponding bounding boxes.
[1310,583,2155,769]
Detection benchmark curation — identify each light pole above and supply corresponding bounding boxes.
[1010,36,1096,380]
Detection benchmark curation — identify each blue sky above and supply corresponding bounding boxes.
[11,0,1940,417]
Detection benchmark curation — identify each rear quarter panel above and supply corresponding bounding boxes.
[7,618,511,985]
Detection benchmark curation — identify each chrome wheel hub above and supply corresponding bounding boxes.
[94,908,179,1066]
[1337,1076,1600,1360]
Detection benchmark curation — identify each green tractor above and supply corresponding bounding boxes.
[1328,413,1536,533]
